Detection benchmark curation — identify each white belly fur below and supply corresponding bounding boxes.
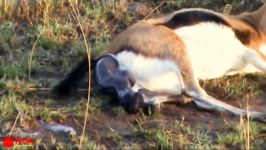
[175,22,254,79]
[115,51,183,95]
[114,23,260,94]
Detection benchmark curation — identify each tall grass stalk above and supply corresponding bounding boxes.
[68,0,92,149]
[244,96,250,150]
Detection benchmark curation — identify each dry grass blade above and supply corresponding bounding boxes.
[245,96,250,150]
[223,4,232,15]
[28,28,44,78]
[68,0,92,149]
[28,0,50,79]
[144,1,165,19]
[9,108,21,136]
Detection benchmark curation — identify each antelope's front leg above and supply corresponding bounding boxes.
[136,88,193,114]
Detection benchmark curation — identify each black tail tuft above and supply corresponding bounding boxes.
[52,58,96,96]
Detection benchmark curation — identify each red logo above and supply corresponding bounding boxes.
[2,136,34,148]
[3,136,14,148]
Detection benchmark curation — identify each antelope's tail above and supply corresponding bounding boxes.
[52,57,97,96]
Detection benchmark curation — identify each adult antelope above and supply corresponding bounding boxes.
[54,4,266,122]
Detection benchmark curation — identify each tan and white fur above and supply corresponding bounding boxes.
[54,4,266,121]
[93,4,266,121]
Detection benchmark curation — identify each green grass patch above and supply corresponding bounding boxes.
[0,21,15,41]
[217,119,262,149]
[0,94,29,121]
[38,37,60,50]
[202,74,263,100]
[0,65,24,79]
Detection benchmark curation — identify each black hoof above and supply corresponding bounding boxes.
[121,92,144,114]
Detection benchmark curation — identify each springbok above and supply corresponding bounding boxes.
[54,4,266,122]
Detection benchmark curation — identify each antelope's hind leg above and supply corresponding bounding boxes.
[177,51,266,122]
[153,28,266,122]
[243,48,266,72]
[187,49,266,122]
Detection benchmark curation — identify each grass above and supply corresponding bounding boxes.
[201,74,263,100]
[0,0,266,149]
[0,21,14,41]
[0,94,29,122]
[216,119,262,149]
[0,65,23,79]
[132,124,174,149]
[174,120,214,149]
[155,129,174,149]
